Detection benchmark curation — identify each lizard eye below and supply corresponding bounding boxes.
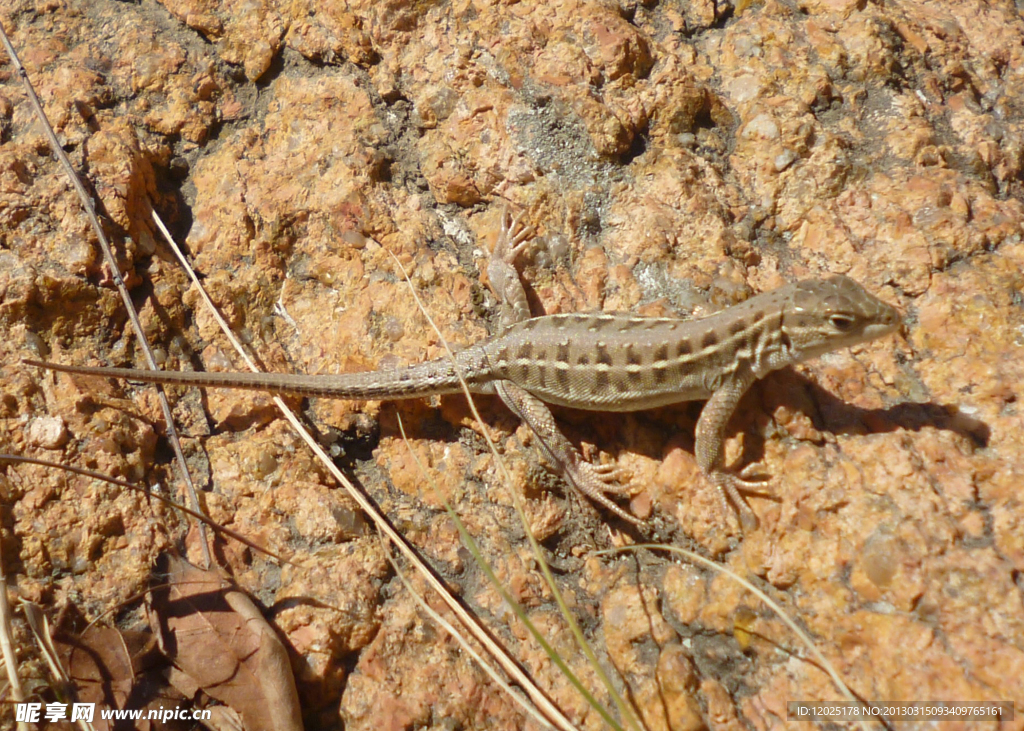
[829,314,857,331]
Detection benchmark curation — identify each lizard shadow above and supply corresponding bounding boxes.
[800,380,989,447]
[297,367,988,529]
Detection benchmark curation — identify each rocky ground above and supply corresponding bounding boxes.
[1,0,1022,729]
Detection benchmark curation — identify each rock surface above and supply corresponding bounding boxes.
[1,0,1022,728]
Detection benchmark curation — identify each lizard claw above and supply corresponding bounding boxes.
[730,475,771,494]
[709,472,761,533]
[498,207,535,265]
[576,461,630,494]
[737,462,771,484]
[588,461,630,487]
[490,208,535,329]
[570,460,642,523]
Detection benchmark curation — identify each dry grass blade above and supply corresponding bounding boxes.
[0,21,212,567]
[0,536,28,731]
[148,208,581,731]
[22,603,70,688]
[388,249,644,731]
[380,524,559,731]
[600,543,881,731]
[0,455,299,566]
[393,411,596,731]
[22,603,98,731]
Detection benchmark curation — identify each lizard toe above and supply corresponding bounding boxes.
[578,461,631,492]
[709,472,760,533]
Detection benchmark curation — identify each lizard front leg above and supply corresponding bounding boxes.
[694,371,761,532]
[495,380,642,525]
[487,207,534,329]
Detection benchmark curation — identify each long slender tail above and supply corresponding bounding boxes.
[23,351,494,400]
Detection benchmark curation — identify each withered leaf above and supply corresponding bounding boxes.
[146,554,302,731]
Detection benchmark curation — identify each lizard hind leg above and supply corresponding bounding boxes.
[495,380,644,525]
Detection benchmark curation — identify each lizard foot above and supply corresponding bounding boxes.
[709,472,761,533]
[496,207,535,264]
[570,460,644,525]
[587,462,631,491]
[494,379,644,525]
[489,207,535,328]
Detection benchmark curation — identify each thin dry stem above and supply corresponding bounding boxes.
[380,522,559,731]
[0,21,211,567]
[150,209,582,731]
[0,455,298,566]
[601,544,880,731]
[386,243,644,731]
[0,536,28,731]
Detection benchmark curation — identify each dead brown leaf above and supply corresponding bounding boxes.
[53,603,185,731]
[146,555,302,731]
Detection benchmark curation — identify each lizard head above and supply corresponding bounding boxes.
[783,275,902,361]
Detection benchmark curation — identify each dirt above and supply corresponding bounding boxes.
[1,0,1022,728]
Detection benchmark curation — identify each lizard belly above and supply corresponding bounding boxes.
[522,383,714,412]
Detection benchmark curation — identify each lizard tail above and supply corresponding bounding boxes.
[23,350,495,401]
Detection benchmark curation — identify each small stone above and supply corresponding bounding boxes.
[774,149,798,172]
[741,113,780,140]
[26,416,68,449]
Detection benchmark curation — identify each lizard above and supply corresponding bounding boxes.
[25,210,902,529]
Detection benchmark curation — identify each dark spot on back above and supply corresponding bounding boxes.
[517,343,533,360]
[596,345,612,366]
[676,340,693,357]
[728,319,747,336]
[654,344,669,362]
[753,310,766,322]
[626,345,642,366]
[671,363,690,382]
[556,366,570,390]
[520,319,540,331]
[557,343,571,364]
[701,330,718,348]
[577,353,591,366]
